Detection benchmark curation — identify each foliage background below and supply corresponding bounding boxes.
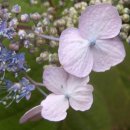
[0,0,130,130]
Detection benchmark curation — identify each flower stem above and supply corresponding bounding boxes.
[24,74,47,97]
[35,33,59,41]
[36,87,47,97]
[25,74,44,87]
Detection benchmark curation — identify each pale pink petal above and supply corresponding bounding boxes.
[69,84,93,111]
[19,105,42,124]
[66,75,89,91]
[41,94,69,122]
[58,27,93,78]
[43,67,68,94]
[79,4,122,40]
[92,36,126,72]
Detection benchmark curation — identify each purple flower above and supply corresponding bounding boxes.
[20,14,30,22]
[0,20,15,39]
[0,77,35,107]
[0,47,28,73]
[58,4,126,77]
[41,67,93,121]
[16,77,35,102]
[11,4,21,13]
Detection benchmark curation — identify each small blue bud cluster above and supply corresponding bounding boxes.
[0,20,15,40]
[0,9,31,107]
[0,77,35,107]
[0,47,28,75]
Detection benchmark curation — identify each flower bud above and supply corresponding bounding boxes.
[21,14,30,22]
[30,13,41,20]
[42,17,50,26]
[43,1,50,8]
[126,35,130,44]
[74,3,82,10]
[36,39,46,46]
[27,33,35,39]
[58,26,65,32]
[11,4,21,14]
[18,30,27,39]
[24,40,31,48]
[37,21,43,27]
[48,14,53,21]
[40,51,49,61]
[4,12,12,19]
[122,14,130,22]
[36,57,43,64]
[30,0,38,5]
[34,27,43,34]
[49,41,59,48]
[120,32,128,40]
[43,64,57,70]
[116,4,124,14]
[102,0,112,4]
[69,7,77,16]
[42,13,48,17]
[47,7,55,14]
[48,53,59,63]
[9,18,18,28]
[123,8,130,14]
[121,24,130,33]
[49,27,58,35]
[81,2,87,7]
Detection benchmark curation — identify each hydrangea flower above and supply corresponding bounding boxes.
[20,67,93,122]
[41,67,93,121]
[58,4,126,77]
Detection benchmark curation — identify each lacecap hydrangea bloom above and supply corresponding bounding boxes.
[58,4,126,77]
[19,3,127,124]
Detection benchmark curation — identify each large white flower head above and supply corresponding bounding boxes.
[41,67,93,121]
[58,4,126,78]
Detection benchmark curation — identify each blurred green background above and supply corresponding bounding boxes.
[0,0,130,130]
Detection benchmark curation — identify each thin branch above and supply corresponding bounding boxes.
[35,33,60,41]
[25,74,47,97]
[36,87,47,97]
[25,74,44,87]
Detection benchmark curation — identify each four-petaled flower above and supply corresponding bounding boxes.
[58,4,126,77]
[41,67,93,121]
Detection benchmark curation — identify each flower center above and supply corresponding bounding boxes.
[61,85,70,100]
[89,40,96,47]
[65,94,69,100]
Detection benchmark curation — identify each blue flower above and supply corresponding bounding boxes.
[0,19,15,40]
[11,4,21,14]
[0,78,35,107]
[0,47,28,74]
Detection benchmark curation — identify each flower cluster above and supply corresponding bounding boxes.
[20,3,126,123]
[0,47,28,74]
[0,3,31,106]
[0,19,15,40]
[0,77,35,107]
[0,0,128,125]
